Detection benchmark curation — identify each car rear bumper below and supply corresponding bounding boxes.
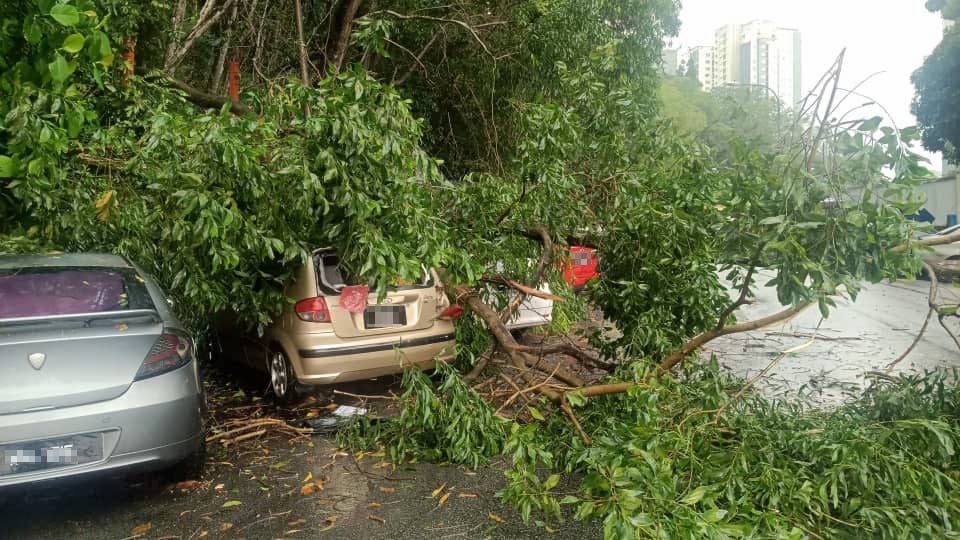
[0,364,203,488]
[291,328,457,385]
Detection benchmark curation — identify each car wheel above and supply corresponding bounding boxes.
[268,348,299,404]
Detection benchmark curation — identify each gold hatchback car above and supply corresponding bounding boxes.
[216,250,459,402]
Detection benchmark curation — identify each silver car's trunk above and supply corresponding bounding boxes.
[0,321,162,415]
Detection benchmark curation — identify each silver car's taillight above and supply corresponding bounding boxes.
[136,329,193,380]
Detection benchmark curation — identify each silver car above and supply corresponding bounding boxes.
[0,254,205,488]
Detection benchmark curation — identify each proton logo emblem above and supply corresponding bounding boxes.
[28,353,46,370]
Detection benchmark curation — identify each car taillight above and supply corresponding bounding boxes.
[295,296,331,322]
[136,330,193,380]
[438,305,464,320]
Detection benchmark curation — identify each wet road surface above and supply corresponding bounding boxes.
[710,273,960,404]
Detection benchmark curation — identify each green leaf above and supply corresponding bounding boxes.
[62,33,85,53]
[221,500,242,508]
[858,116,882,132]
[48,53,74,82]
[0,156,16,178]
[50,4,80,26]
[543,474,560,490]
[24,19,42,44]
[680,486,707,505]
[566,391,586,407]
[759,215,785,225]
[527,406,545,421]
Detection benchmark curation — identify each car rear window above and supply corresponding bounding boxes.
[0,267,155,319]
[314,252,433,295]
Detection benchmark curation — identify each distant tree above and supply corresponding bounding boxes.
[912,27,960,161]
[684,54,699,81]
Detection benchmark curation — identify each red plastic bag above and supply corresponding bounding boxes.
[339,285,370,313]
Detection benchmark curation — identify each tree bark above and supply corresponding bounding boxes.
[329,0,363,73]
[293,0,312,87]
[165,0,236,74]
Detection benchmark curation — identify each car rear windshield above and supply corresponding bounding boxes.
[314,252,433,295]
[0,267,155,319]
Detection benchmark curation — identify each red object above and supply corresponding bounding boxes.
[123,37,135,86]
[438,305,464,320]
[339,285,370,314]
[295,296,331,322]
[228,50,240,103]
[563,246,600,289]
[137,331,192,379]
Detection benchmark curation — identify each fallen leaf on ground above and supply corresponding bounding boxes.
[219,522,233,532]
[285,530,302,535]
[437,492,451,508]
[115,323,128,332]
[458,493,479,498]
[488,513,505,523]
[174,480,202,492]
[546,525,557,533]
[131,522,152,536]
[300,483,322,496]
[431,483,447,498]
[367,502,382,508]
[287,519,306,527]
[214,483,225,491]
[302,472,313,484]
[198,531,208,538]
[317,498,331,505]
[306,409,319,418]
[331,451,348,458]
[222,500,242,508]
[367,515,386,524]
[378,486,395,493]
[320,516,338,532]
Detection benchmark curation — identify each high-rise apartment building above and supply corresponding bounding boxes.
[688,46,716,90]
[711,20,802,106]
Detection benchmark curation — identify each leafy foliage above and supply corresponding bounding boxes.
[912,26,960,162]
[338,363,506,468]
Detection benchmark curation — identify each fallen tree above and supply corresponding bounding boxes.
[0,2,949,538]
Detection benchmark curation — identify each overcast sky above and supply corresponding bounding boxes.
[673,0,946,171]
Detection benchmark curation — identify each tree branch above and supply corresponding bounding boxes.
[159,76,252,115]
[368,9,497,59]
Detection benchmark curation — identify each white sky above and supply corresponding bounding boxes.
[674,0,946,172]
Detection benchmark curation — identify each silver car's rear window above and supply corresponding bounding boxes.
[0,267,154,318]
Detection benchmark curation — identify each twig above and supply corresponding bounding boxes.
[369,9,499,58]
[888,262,943,372]
[495,363,561,415]
[713,319,824,422]
[332,390,399,400]
[223,429,267,445]
[560,395,590,445]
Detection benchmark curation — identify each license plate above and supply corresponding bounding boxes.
[364,306,406,328]
[0,433,103,476]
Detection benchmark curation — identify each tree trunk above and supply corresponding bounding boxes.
[164,0,189,72]
[328,0,363,73]
[293,0,312,87]
[209,3,239,94]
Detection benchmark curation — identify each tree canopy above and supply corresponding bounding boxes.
[913,1,960,161]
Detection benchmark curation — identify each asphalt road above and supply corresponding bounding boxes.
[0,370,599,540]
[709,273,960,404]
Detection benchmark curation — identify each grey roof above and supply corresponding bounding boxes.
[0,253,132,270]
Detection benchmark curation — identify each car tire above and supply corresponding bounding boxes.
[268,347,300,405]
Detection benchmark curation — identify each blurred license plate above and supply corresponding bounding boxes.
[364,306,406,328]
[0,433,103,476]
